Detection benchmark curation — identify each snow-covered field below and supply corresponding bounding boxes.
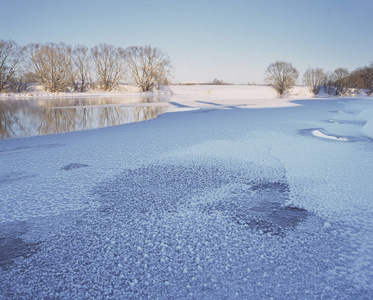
[0,83,142,100]
[0,86,373,298]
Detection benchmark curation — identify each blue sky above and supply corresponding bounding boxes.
[1,0,372,84]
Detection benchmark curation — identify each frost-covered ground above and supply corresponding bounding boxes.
[0,86,373,299]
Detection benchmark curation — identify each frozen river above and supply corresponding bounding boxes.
[0,92,372,298]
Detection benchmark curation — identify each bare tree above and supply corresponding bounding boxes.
[0,101,24,138]
[122,45,171,92]
[353,63,373,95]
[0,40,22,92]
[91,44,125,91]
[25,43,72,92]
[331,68,351,95]
[211,78,225,85]
[322,72,334,95]
[264,61,299,95]
[348,70,365,90]
[303,67,327,95]
[71,45,91,92]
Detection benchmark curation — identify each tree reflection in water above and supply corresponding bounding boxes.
[0,96,169,139]
[0,102,27,139]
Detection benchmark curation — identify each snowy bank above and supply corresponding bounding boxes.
[2,84,371,103]
[154,85,315,110]
[362,119,373,138]
[165,84,313,99]
[356,105,373,139]
[0,83,142,100]
[1,84,313,101]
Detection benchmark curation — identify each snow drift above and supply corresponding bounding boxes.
[357,106,373,139]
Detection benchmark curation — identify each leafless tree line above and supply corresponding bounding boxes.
[0,39,172,93]
[265,60,373,96]
[2,39,372,96]
[304,66,373,96]
[123,45,171,92]
[0,40,22,92]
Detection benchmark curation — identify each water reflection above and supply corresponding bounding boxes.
[0,95,170,139]
[33,94,164,108]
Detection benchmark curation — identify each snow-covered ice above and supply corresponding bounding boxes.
[362,119,373,139]
[0,86,373,299]
[311,130,349,141]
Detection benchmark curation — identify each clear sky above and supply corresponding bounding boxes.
[1,0,372,84]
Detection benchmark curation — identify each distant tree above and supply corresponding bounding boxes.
[264,61,299,95]
[0,40,22,92]
[348,70,365,90]
[323,72,334,95]
[211,78,225,85]
[72,45,91,92]
[122,45,171,92]
[331,68,351,95]
[302,67,326,95]
[25,43,72,92]
[354,63,373,95]
[91,44,125,91]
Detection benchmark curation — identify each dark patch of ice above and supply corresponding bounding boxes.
[0,144,65,155]
[298,128,323,136]
[323,119,366,125]
[61,163,89,171]
[270,206,308,227]
[38,143,65,149]
[0,172,37,185]
[328,110,360,115]
[249,181,289,193]
[14,146,32,150]
[235,204,308,236]
[95,164,307,236]
[0,238,39,270]
[230,180,306,236]
[93,163,234,215]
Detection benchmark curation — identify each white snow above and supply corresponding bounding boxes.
[357,107,373,139]
[0,83,142,100]
[312,130,348,141]
[160,84,314,109]
[1,84,313,108]
[0,85,373,298]
[362,118,373,139]
[357,108,373,121]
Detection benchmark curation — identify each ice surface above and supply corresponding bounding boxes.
[0,88,373,298]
